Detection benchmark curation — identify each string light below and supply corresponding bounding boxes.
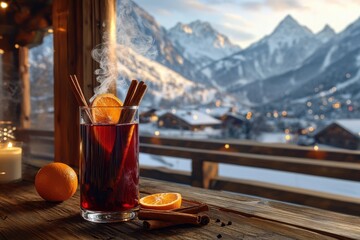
[0,1,8,9]
[47,28,54,33]
[0,49,4,54]
[14,44,19,49]
[224,144,230,149]
[154,131,160,136]
[313,145,319,151]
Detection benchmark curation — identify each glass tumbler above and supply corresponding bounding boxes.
[79,106,139,223]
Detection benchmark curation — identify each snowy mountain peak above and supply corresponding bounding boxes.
[167,20,241,68]
[272,15,313,37]
[316,24,336,43]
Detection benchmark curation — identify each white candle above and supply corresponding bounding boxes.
[0,142,22,183]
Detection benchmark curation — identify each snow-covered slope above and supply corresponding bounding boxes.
[232,17,360,115]
[117,0,209,84]
[201,15,322,90]
[316,25,336,43]
[167,20,240,69]
[115,47,230,107]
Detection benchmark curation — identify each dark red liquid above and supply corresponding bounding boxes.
[80,123,139,212]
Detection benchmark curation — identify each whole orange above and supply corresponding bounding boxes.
[35,162,78,202]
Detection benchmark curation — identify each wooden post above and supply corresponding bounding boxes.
[0,50,21,126]
[191,160,218,189]
[19,47,31,129]
[53,0,116,166]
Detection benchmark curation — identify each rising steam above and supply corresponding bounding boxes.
[91,0,157,101]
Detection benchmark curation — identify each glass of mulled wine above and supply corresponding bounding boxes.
[79,106,139,223]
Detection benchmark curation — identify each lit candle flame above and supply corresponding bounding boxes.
[7,142,12,148]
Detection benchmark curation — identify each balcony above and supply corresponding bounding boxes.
[17,129,360,216]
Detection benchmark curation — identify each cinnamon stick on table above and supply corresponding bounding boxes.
[140,204,210,230]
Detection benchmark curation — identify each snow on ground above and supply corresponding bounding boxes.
[140,153,360,198]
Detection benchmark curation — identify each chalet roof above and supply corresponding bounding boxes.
[198,107,231,117]
[163,110,221,126]
[314,119,360,138]
[335,120,360,136]
[222,112,246,121]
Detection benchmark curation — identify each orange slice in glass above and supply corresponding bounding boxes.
[91,93,123,124]
[140,193,182,210]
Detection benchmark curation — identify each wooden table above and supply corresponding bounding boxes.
[1,164,360,239]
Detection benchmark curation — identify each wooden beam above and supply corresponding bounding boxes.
[140,135,360,163]
[191,160,218,189]
[0,49,21,126]
[53,0,116,167]
[19,47,31,129]
[140,143,360,181]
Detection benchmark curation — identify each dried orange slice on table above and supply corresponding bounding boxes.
[140,193,182,210]
[91,93,123,124]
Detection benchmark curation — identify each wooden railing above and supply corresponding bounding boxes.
[16,129,360,216]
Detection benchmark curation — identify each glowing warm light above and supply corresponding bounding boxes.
[215,100,221,107]
[281,111,287,117]
[7,142,13,148]
[308,127,315,132]
[158,120,164,127]
[47,28,54,33]
[150,115,158,122]
[332,102,341,109]
[313,145,319,151]
[273,111,279,118]
[0,1,8,9]
[14,44,19,49]
[154,131,160,136]
[0,49,4,54]
[285,135,291,141]
[301,129,308,135]
[0,172,5,175]
[246,112,252,120]
[224,144,230,149]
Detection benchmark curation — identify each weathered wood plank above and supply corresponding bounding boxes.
[140,144,360,181]
[0,164,353,240]
[211,176,360,216]
[141,177,360,240]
